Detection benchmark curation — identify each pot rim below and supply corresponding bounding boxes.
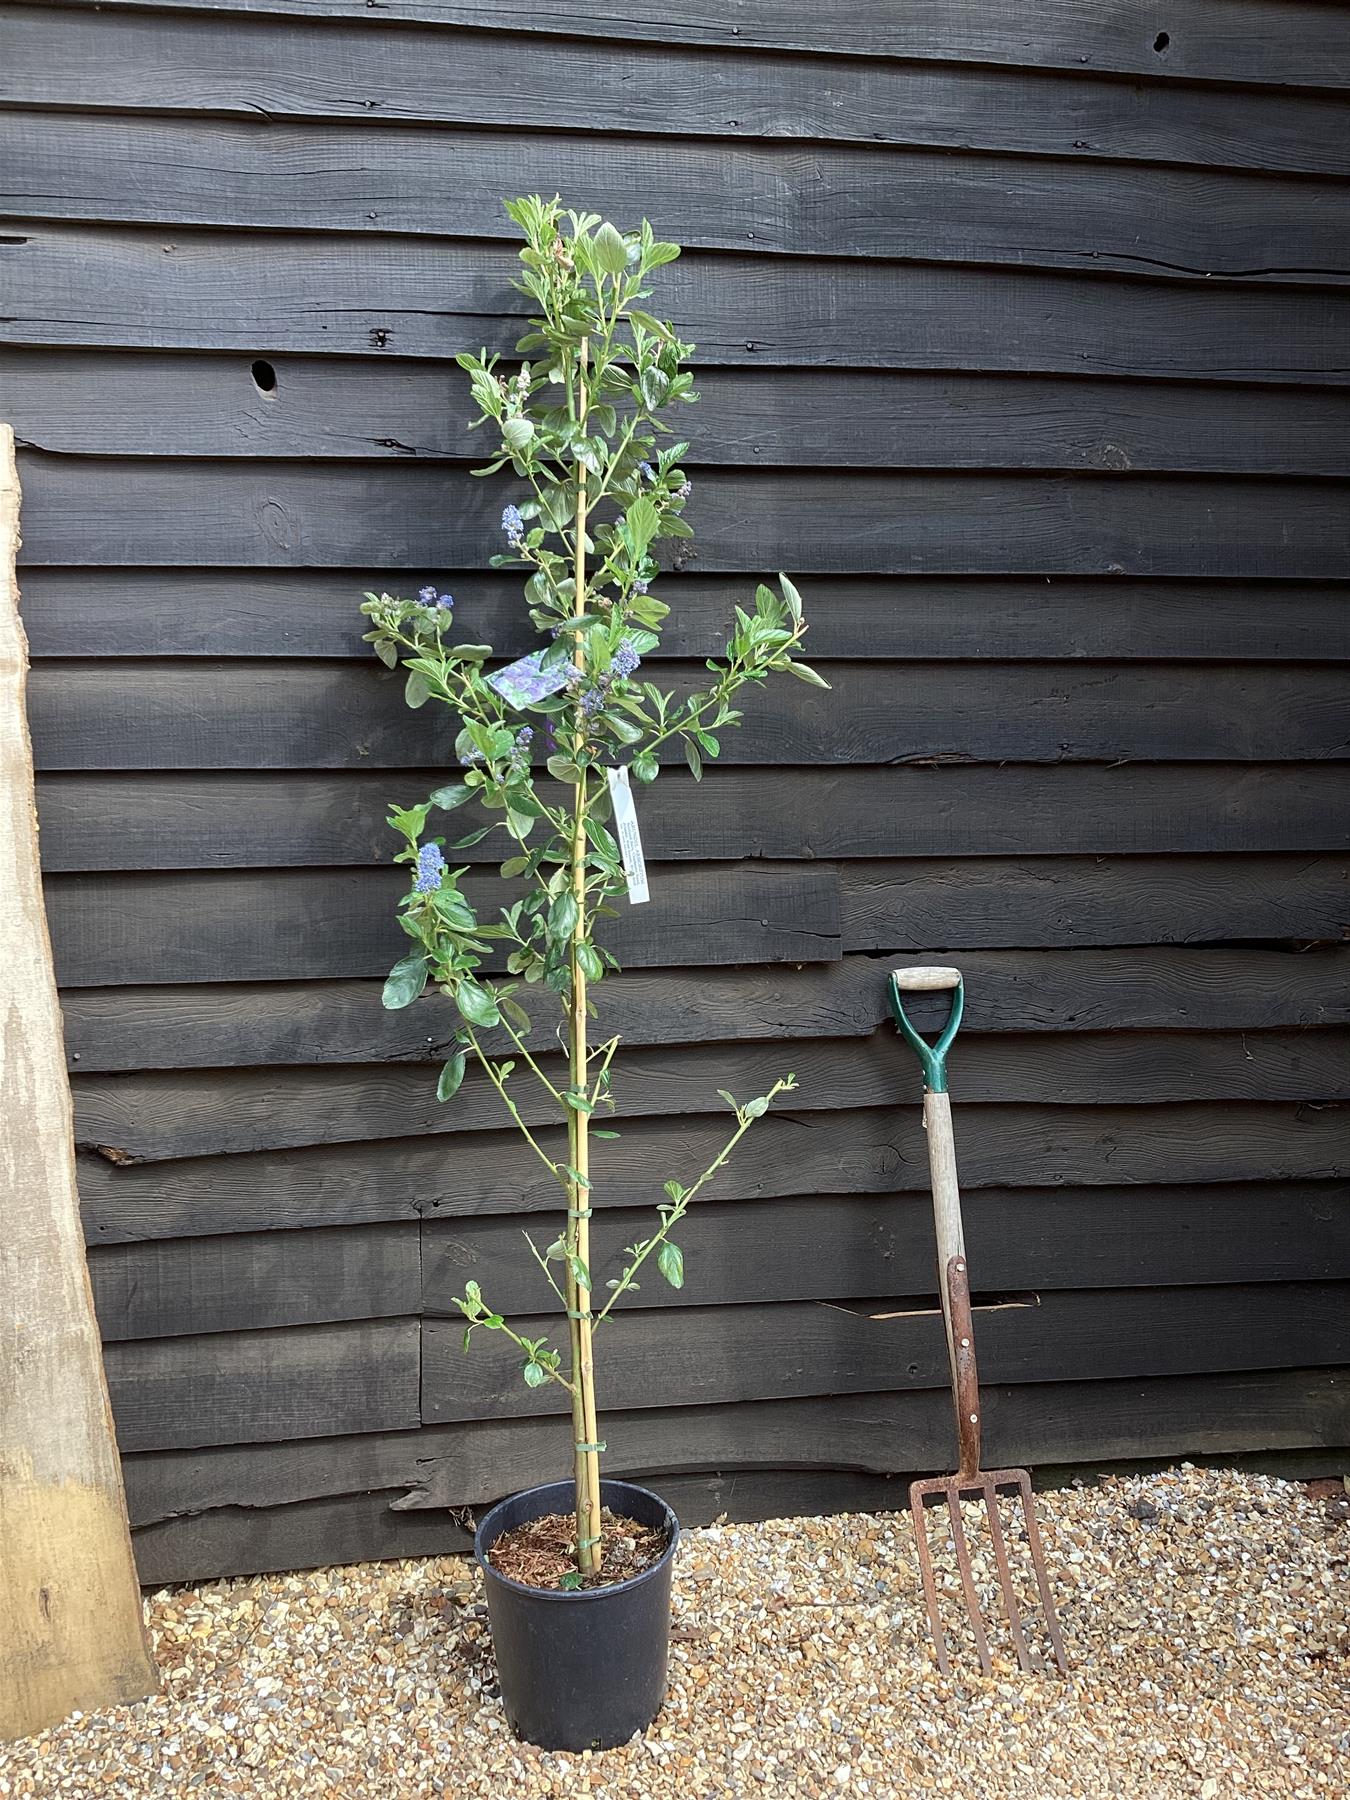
[474,1477,680,1603]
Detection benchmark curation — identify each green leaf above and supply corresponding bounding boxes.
[785,660,831,689]
[593,221,629,274]
[592,1129,621,1140]
[427,783,471,811]
[500,855,530,878]
[683,739,703,781]
[576,942,604,982]
[522,1360,548,1389]
[382,954,428,1010]
[657,1242,685,1289]
[404,669,432,709]
[607,714,643,746]
[626,495,660,557]
[455,980,500,1028]
[549,890,579,942]
[559,1571,583,1591]
[631,753,659,784]
[499,995,532,1033]
[663,1180,685,1203]
[779,571,803,623]
[744,1095,770,1120]
[547,756,584,784]
[567,1254,592,1292]
[502,417,535,451]
[436,1051,467,1102]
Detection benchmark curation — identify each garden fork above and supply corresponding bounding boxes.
[889,966,1069,1678]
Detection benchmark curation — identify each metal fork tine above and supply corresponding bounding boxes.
[983,1480,1038,1675]
[908,1486,952,1677]
[946,1488,993,1676]
[1014,1472,1071,1677]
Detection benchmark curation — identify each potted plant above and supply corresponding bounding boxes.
[361,196,828,1750]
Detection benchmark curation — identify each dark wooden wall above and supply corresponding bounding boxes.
[3,0,1349,1585]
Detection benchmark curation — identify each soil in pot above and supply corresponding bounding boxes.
[487,1505,669,1591]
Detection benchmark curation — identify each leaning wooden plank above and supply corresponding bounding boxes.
[423,1182,1350,1317]
[16,352,1350,476]
[0,424,155,1738]
[88,1222,419,1342]
[56,947,1350,1073]
[44,862,840,985]
[76,1100,1350,1243]
[10,226,1350,383]
[120,1366,1350,1525]
[12,112,1350,284]
[7,9,1348,177]
[34,0,1350,91]
[68,1029,1350,1162]
[17,455,1350,578]
[102,1318,421,1454]
[27,662,1350,770]
[421,1282,1350,1423]
[19,569,1350,662]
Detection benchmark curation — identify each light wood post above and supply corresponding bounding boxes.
[0,424,157,1739]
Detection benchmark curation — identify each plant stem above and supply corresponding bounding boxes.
[566,335,604,1576]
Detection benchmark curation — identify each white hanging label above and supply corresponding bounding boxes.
[605,765,650,906]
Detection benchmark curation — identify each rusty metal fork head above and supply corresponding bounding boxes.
[910,1466,1069,1678]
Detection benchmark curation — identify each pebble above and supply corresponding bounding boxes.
[0,1467,1346,1797]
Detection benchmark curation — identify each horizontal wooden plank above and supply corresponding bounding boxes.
[58,948,1350,1073]
[88,1223,418,1341]
[839,854,1350,952]
[16,455,1350,578]
[43,853,1350,994]
[11,112,1350,285]
[76,1101,1350,1243]
[81,1181,1350,1336]
[28,662,1350,771]
[104,1317,421,1452]
[70,1030,1350,1162]
[17,354,1350,477]
[36,769,1350,880]
[424,1183,1350,1317]
[421,1282,1350,1421]
[37,0,1350,91]
[8,7,1347,177]
[8,225,1350,382]
[20,570,1350,662]
[120,1366,1350,1526]
[131,1489,468,1586]
[45,862,840,986]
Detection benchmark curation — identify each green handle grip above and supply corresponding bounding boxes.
[888,967,963,1093]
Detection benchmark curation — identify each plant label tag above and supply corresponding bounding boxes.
[605,765,650,906]
[487,649,571,710]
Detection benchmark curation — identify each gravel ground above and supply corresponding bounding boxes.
[2,1466,1346,1799]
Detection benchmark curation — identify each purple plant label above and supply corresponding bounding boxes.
[487,649,571,710]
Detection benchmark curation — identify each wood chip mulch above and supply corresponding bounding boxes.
[487,1506,669,1590]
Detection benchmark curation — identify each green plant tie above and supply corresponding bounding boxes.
[566,1308,592,1321]
[567,1207,593,1219]
[574,1441,606,1454]
[576,1533,602,1551]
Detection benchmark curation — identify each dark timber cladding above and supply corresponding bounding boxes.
[2,0,1348,1583]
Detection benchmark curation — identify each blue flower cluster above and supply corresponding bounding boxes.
[510,726,534,770]
[502,504,526,548]
[612,641,641,679]
[413,842,447,894]
[419,585,454,611]
[639,462,655,482]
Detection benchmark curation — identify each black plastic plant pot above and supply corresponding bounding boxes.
[474,1477,680,1751]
